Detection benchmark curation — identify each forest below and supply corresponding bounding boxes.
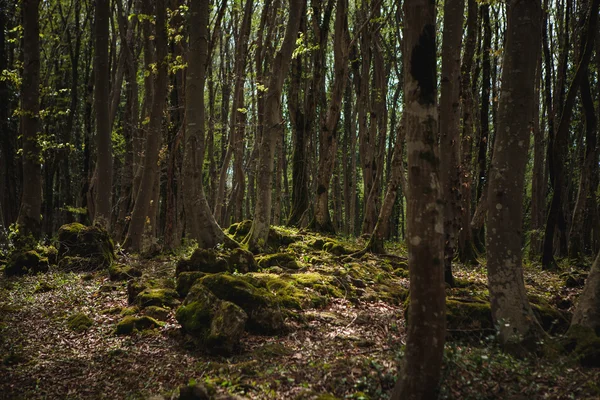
[1,0,600,398]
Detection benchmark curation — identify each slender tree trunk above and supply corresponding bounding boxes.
[124,0,168,252]
[244,0,304,252]
[390,3,445,398]
[486,0,544,349]
[530,57,545,259]
[542,0,599,269]
[182,0,230,249]
[17,0,42,239]
[93,0,112,229]
[439,0,463,287]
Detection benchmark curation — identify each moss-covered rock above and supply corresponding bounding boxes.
[144,306,170,321]
[257,252,299,270]
[565,325,600,367]
[67,312,93,332]
[227,248,258,273]
[446,297,495,333]
[528,294,571,334]
[291,273,344,298]
[136,288,180,308]
[323,241,351,256]
[207,301,248,354]
[115,315,162,335]
[177,271,207,297]
[41,246,58,265]
[176,248,229,275]
[108,263,142,281]
[57,223,114,269]
[560,271,588,288]
[4,250,49,276]
[176,283,219,333]
[199,273,285,333]
[229,220,252,241]
[120,306,139,316]
[127,277,174,304]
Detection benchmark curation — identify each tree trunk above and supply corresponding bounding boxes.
[542,0,599,269]
[390,3,445,399]
[244,0,304,252]
[124,0,168,252]
[570,251,600,334]
[439,0,463,287]
[486,0,544,349]
[17,0,42,239]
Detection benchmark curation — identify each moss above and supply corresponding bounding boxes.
[67,312,93,332]
[40,246,58,265]
[120,306,139,316]
[57,223,114,268]
[291,273,344,298]
[565,325,600,367]
[176,248,229,275]
[33,281,56,294]
[446,297,495,334]
[57,256,95,271]
[257,252,299,270]
[323,241,351,256]
[115,315,163,335]
[176,283,218,333]
[560,271,588,288]
[206,301,248,354]
[135,288,180,308]
[267,226,300,247]
[144,305,170,321]
[100,307,123,315]
[176,271,207,297]
[528,294,571,334]
[4,250,49,276]
[127,277,174,304]
[227,248,258,273]
[231,220,252,241]
[108,264,142,281]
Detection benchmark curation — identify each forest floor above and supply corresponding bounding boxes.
[1,227,599,400]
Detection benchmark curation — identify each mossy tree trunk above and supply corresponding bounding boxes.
[244,0,305,252]
[390,2,445,398]
[17,0,42,239]
[570,251,600,334]
[485,0,545,349]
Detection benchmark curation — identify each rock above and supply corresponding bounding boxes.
[560,271,588,288]
[176,249,229,275]
[177,271,207,297]
[136,288,180,308]
[207,301,248,354]
[41,246,58,265]
[67,312,93,332]
[172,382,210,400]
[109,264,142,281]
[227,248,258,273]
[256,253,298,270]
[230,220,252,241]
[115,315,162,335]
[57,223,115,270]
[323,241,350,256]
[176,283,248,354]
[145,306,170,321]
[127,277,174,304]
[199,273,285,333]
[4,250,49,276]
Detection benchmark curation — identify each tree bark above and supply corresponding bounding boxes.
[17,0,42,239]
[390,3,445,399]
[570,251,600,334]
[486,0,545,349]
[124,0,168,252]
[439,0,463,287]
[244,0,305,252]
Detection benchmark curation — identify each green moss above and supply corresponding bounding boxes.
[291,273,344,298]
[565,325,600,367]
[227,248,258,273]
[247,272,323,309]
[67,312,93,332]
[135,288,180,308]
[115,315,162,335]
[120,306,139,316]
[176,283,218,333]
[144,305,170,321]
[528,294,570,334]
[446,298,495,333]
[323,241,351,256]
[108,264,142,281]
[4,250,49,276]
[231,220,252,241]
[257,252,298,270]
[176,271,206,297]
[127,277,174,304]
[40,246,58,265]
[57,223,114,268]
[100,307,123,315]
[176,248,229,275]
[206,301,248,354]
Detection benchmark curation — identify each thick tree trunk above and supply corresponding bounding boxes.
[17,0,42,239]
[570,251,600,334]
[93,0,112,229]
[486,0,544,349]
[439,0,463,287]
[244,0,304,252]
[124,0,168,252]
[390,3,445,399]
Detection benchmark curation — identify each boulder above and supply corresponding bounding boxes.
[115,315,162,335]
[67,312,93,332]
[227,248,258,273]
[256,252,298,270]
[176,249,229,275]
[109,263,142,281]
[176,271,207,297]
[144,306,170,321]
[4,250,49,276]
[57,223,114,269]
[136,288,180,309]
[207,301,248,354]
